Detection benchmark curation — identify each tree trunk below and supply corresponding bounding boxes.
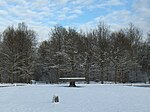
[56,68,59,84]
[26,77,29,84]
[85,56,91,84]
[11,73,14,84]
[101,72,104,84]
[84,64,90,84]
[0,74,1,83]
[86,73,90,84]
[114,65,117,84]
[101,64,104,84]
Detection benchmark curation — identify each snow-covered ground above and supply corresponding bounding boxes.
[0,83,27,87]
[0,84,150,112]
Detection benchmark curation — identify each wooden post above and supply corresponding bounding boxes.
[69,81,76,87]
[52,95,59,103]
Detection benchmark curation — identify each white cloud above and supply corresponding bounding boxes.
[71,9,82,15]
[79,21,95,33]
[62,7,70,12]
[72,0,93,5]
[30,25,50,42]
[0,10,8,16]
[106,0,124,6]
[7,0,26,4]
[100,10,131,24]
[0,0,149,42]
[95,0,125,9]
[56,6,82,20]
[133,0,150,19]
[31,0,50,9]
[57,14,67,20]
[67,14,78,20]
[56,0,69,5]
[132,0,150,35]
[79,4,150,39]
[0,1,7,6]
[48,21,58,25]
[78,10,132,33]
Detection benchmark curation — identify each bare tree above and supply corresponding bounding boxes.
[93,22,110,84]
[109,30,132,83]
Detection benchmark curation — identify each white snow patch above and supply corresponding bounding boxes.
[59,77,85,80]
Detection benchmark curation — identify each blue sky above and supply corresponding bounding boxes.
[0,0,150,42]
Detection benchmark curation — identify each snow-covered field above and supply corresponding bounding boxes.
[0,84,150,112]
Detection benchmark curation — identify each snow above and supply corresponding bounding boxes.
[0,83,28,87]
[0,84,150,112]
[59,77,85,80]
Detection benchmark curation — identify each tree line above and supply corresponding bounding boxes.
[0,22,149,84]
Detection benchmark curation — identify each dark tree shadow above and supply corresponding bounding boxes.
[58,85,85,88]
